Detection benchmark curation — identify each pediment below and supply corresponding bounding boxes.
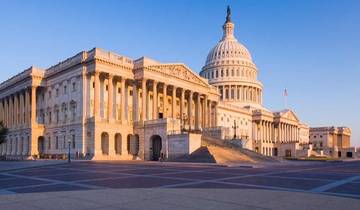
[146,64,209,87]
[280,110,299,122]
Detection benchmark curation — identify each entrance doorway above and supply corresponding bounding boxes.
[274,148,278,156]
[285,149,291,157]
[38,136,45,156]
[158,113,163,119]
[150,135,162,161]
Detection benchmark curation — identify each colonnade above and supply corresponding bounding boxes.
[278,123,299,143]
[256,120,299,144]
[0,86,37,157]
[217,85,262,104]
[90,72,218,130]
[0,86,36,129]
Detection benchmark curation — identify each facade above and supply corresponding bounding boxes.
[309,127,355,158]
[0,50,219,160]
[0,7,353,160]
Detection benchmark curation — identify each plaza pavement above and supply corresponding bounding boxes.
[0,160,359,209]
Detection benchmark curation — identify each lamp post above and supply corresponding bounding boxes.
[67,138,71,163]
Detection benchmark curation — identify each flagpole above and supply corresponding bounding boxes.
[284,89,288,109]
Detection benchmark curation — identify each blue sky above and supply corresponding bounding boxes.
[0,0,359,146]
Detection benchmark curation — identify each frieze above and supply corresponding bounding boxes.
[147,64,209,87]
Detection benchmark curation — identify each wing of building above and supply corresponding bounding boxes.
[0,7,354,160]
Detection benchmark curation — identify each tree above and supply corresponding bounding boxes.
[0,121,8,145]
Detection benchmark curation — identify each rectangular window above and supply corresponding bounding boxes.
[48,137,51,150]
[72,134,75,149]
[64,85,67,94]
[55,136,59,149]
[72,82,76,91]
[56,89,59,97]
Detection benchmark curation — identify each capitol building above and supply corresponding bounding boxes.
[0,8,354,160]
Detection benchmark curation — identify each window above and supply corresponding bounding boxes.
[106,85,108,91]
[49,111,52,123]
[118,87,121,93]
[72,134,75,149]
[48,136,51,150]
[231,69,234,76]
[320,142,323,147]
[211,71,214,78]
[64,85,67,94]
[225,89,229,99]
[56,89,59,97]
[55,136,59,149]
[72,82,76,91]
[70,101,77,121]
[63,135,66,149]
[231,89,234,99]
[216,70,218,78]
[48,91,52,99]
[55,108,59,123]
[226,69,229,76]
[221,70,224,77]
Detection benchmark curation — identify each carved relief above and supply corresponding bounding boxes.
[148,64,208,86]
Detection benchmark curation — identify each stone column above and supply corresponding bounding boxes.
[0,99,3,124]
[107,74,114,122]
[94,72,100,120]
[121,78,126,123]
[234,86,238,100]
[133,81,139,122]
[204,95,208,128]
[162,84,167,118]
[14,94,19,128]
[195,93,201,130]
[141,79,147,122]
[25,89,30,126]
[180,89,185,127]
[19,92,24,126]
[31,87,37,125]
[172,86,176,119]
[4,98,8,127]
[152,81,158,120]
[214,102,218,127]
[188,91,193,130]
[8,96,12,128]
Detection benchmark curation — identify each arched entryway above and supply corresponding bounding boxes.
[150,135,162,161]
[38,136,45,156]
[115,133,122,155]
[101,132,109,155]
[127,134,139,156]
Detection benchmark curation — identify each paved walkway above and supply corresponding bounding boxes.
[0,188,359,210]
[0,160,359,209]
[0,160,66,172]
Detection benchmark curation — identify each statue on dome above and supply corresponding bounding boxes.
[226,5,232,23]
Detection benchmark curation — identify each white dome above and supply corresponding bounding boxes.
[200,7,264,110]
[205,38,253,66]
